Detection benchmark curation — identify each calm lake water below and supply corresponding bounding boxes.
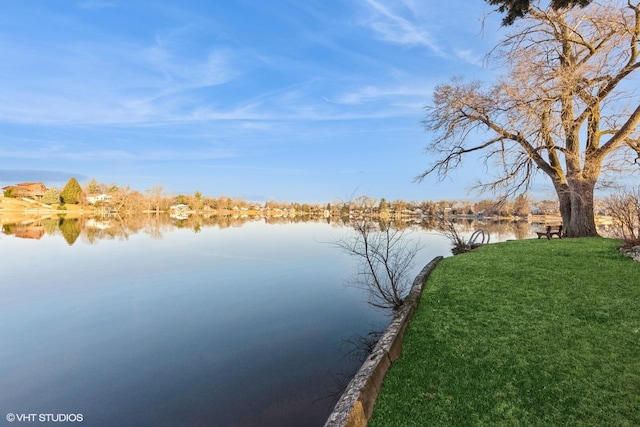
[0,216,527,426]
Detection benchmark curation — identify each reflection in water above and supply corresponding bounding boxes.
[1,212,538,247]
[59,218,81,245]
[1,221,393,427]
[3,222,46,239]
[341,330,384,366]
[328,330,385,402]
[0,216,534,427]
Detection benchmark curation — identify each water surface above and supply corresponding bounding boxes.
[0,217,519,426]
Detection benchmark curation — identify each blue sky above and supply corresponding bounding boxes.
[0,0,518,203]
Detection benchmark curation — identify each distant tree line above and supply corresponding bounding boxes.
[10,176,627,220]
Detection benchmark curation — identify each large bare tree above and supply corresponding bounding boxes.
[418,1,640,237]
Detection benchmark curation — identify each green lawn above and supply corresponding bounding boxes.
[369,238,640,427]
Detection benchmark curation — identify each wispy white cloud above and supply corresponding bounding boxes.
[0,37,238,126]
[0,143,237,162]
[0,1,510,202]
[327,82,433,106]
[360,0,493,67]
[454,49,485,67]
[362,0,445,56]
[144,33,237,91]
[0,2,455,127]
[0,4,241,126]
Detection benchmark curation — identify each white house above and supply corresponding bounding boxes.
[86,194,112,204]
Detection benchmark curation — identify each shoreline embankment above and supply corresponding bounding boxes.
[324,256,443,427]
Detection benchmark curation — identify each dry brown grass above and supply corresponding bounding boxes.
[0,197,93,221]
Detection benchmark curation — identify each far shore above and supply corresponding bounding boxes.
[1,195,616,227]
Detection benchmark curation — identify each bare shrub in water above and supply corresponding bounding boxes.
[333,220,421,311]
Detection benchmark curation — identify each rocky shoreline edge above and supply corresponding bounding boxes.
[324,256,443,427]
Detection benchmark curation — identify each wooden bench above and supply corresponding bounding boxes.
[536,225,563,239]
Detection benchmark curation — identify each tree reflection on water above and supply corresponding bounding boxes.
[58,217,82,245]
[0,212,536,246]
[0,212,538,426]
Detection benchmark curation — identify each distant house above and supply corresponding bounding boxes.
[170,204,190,211]
[2,182,47,199]
[85,218,112,230]
[86,193,112,205]
[169,204,191,220]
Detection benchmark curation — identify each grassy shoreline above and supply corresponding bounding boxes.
[369,238,639,426]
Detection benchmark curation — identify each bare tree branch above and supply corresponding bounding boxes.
[332,219,422,311]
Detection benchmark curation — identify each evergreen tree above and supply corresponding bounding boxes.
[87,178,100,194]
[193,191,203,210]
[379,198,391,217]
[487,0,591,25]
[60,177,83,205]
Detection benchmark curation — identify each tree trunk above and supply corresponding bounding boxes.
[555,183,572,229]
[557,179,599,237]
